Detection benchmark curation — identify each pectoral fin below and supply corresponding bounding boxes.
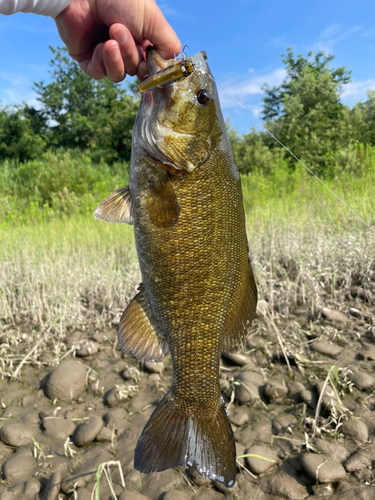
[94,186,133,224]
[146,168,180,227]
[222,263,258,353]
[118,284,169,362]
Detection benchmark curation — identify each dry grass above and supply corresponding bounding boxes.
[0,189,374,378]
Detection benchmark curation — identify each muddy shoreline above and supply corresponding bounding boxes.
[0,287,375,499]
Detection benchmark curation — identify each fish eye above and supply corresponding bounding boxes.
[196,89,211,105]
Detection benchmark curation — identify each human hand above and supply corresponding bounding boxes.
[55,0,181,82]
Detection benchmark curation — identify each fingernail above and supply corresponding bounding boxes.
[112,28,128,45]
[107,46,119,62]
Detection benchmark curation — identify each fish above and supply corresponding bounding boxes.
[94,47,258,488]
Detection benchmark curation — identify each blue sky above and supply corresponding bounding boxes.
[0,0,374,134]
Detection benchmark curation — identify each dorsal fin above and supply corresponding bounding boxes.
[94,186,133,224]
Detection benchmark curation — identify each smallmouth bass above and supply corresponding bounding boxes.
[95,47,257,487]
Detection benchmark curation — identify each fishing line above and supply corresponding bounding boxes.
[227,93,374,234]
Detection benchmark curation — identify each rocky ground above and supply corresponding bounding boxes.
[0,287,375,500]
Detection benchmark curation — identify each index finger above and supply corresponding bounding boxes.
[142,4,181,60]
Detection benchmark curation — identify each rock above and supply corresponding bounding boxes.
[143,360,164,374]
[256,299,269,318]
[344,447,375,472]
[362,346,375,361]
[123,469,142,492]
[2,449,36,486]
[104,408,128,431]
[300,389,318,409]
[300,453,346,483]
[40,352,55,365]
[349,307,362,319]
[312,438,349,461]
[261,472,309,499]
[74,488,94,500]
[236,442,246,467]
[272,414,298,435]
[76,340,99,357]
[244,444,278,474]
[316,381,344,412]
[0,423,37,447]
[41,472,61,500]
[121,366,141,382]
[264,381,288,402]
[234,371,263,405]
[23,478,41,497]
[95,426,113,442]
[349,371,375,391]
[64,330,87,348]
[228,407,249,427]
[141,468,182,497]
[287,381,305,403]
[45,360,87,401]
[191,490,230,500]
[334,482,373,500]
[219,378,230,392]
[221,352,255,367]
[72,415,104,447]
[148,373,160,383]
[162,491,192,500]
[119,492,148,500]
[186,466,211,487]
[321,308,349,324]
[351,287,369,301]
[342,419,368,442]
[310,342,342,358]
[311,484,334,497]
[103,386,133,407]
[43,417,76,441]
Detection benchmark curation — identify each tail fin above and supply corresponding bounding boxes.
[134,392,236,487]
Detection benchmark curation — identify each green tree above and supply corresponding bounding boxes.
[34,47,139,162]
[0,105,46,162]
[262,49,352,175]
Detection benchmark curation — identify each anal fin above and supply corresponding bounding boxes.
[118,285,169,362]
[222,263,258,353]
[94,185,133,224]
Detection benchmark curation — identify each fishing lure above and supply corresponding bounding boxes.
[137,52,208,93]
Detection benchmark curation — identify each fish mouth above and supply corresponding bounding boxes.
[146,46,170,76]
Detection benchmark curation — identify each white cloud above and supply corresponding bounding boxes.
[313,23,374,54]
[341,79,375,105]
[217,68,286,110]
[0,71,40,108]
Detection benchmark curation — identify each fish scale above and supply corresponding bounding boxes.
[94,47,257,487]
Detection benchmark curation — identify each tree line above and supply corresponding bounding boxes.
[0,46,375,176]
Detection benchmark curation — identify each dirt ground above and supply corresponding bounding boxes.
[0,282,375,500]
